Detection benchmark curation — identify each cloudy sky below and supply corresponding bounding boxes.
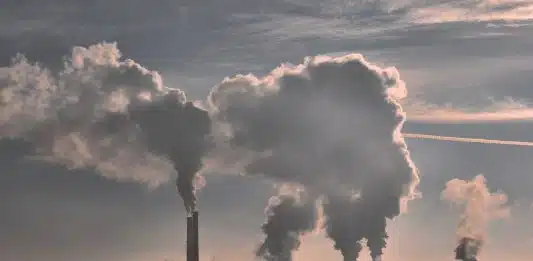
[1,1,533,261]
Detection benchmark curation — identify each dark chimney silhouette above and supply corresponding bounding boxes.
[455,237,478,261]
[187,211,199,261]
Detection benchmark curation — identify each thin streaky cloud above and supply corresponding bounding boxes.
[404,133,533,147]
[408,0,533,24]
[406,108,533,123]
[403,98,533,123]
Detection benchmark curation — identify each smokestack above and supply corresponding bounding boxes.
[186,214,195,261]
[186,211,199,261]
[193,211,199,261]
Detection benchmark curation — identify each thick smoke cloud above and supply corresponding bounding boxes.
[442,174,510,261]
[0,42,211,212]
[207,54,420,260]
[2,41,421,258]
[128,91,211,213]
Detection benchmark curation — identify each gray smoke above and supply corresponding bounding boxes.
[442,175,510,261]
[128,91,211,213]
[207,54,420,260]
[2,42,420,257]
[0,42,211,212]
[454,237,482,261]
[256,187,318,261]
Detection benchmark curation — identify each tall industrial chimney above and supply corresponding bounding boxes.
[186,211,199,261]
[193,211,199,261]
[186,214,194,261]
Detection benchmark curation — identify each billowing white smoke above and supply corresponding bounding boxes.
[2,41,422,259]
[0,43,171,185]
[0,42,212,212]
[442,174,510,260]
[207,53,420,261]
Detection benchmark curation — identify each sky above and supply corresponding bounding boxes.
[1,1,533,261]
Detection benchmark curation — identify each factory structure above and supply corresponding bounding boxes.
[186,211,200,261]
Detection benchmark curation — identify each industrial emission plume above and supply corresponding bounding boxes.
[256,189,317,261]
[208,54,420,260]
[128,90,211,213]
[0,42,211,212]
[442,175,510,261]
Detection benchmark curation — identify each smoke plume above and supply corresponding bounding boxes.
[0,42,211,212]
[256,187,318,261]
[442,174,510,261]
[2,42,421,256]
[207,54,420,260]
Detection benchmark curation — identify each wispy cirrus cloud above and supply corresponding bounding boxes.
[403,97,533,123]
[409,0,533,24]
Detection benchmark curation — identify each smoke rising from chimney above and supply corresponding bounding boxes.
[2,42,423,259]
[442,174,510,261]
[207,54,420,260]
[128,92,211,213]
[256,187,318,261]
[0,42,211,212]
